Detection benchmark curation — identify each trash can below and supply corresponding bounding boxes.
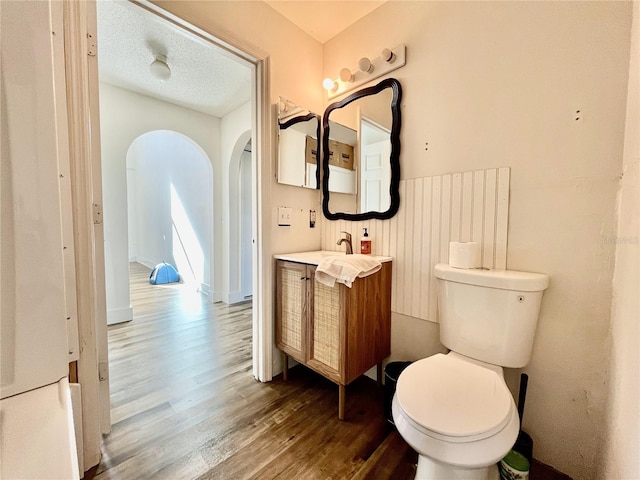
[384,361,412,425]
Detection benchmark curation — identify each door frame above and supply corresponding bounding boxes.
[359,116,392,213]
[64,0,273,471]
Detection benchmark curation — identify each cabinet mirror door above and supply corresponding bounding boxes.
[277,97,320,189]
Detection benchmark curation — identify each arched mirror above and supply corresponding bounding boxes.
[277,97,321,189]
[322,78,401,221]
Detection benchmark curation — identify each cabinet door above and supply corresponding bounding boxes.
[275,261,308,362]
[307,268,344,383]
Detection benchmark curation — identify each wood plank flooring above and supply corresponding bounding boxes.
[87,263,416,480]
[86,263,570,480]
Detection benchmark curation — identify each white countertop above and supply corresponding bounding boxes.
[274,250,392,266]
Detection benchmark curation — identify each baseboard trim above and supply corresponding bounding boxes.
[131,256,156,270]
[198,283,213,298]
[224,290,251,305]
[107,306,133,325]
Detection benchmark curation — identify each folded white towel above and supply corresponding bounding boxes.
[315,254,382,288]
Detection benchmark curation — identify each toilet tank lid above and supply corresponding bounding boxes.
[434,264,549,292]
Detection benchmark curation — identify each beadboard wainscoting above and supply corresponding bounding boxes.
[321,167,510,323]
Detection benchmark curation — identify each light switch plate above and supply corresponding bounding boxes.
[278,207,292,226]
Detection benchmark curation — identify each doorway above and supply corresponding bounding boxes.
[62,0,272,466]
[239,141,253,300]
[126,130,213,290]
[226,133,254,303]
[95,0,262,433]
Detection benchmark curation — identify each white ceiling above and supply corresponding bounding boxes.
[264,1,385,44]
[96,0,252,118]
[96,1,382,118]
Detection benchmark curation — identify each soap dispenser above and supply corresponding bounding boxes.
[360,228,372,255]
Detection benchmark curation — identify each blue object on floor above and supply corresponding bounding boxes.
[149,262,180,285]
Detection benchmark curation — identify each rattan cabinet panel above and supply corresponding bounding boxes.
[275,259,392,420]
[275,261,307,362]
[310,281,341,372]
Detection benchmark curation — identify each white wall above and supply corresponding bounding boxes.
[324,2,633,477]
[604,2,640,478]
[99,83,221,318]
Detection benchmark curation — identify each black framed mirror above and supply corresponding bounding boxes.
[322,78,402,221]
[277,97,321,189]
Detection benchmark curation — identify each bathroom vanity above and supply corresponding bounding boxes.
[274,251,392,420]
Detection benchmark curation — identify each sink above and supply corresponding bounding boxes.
[274,250,392,265]
[320,251,345,257]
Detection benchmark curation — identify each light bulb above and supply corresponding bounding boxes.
[358,57,373,74]
[381,48,395,63]
[323,78,337,91]
[339,68,353,82]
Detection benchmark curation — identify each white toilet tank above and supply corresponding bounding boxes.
[434,264,549,368]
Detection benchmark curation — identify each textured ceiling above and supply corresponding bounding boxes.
[264,1,385,43]
[96,1,384,117]
[96,0,252,118]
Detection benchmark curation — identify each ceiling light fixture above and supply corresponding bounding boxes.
[150,53,171,81]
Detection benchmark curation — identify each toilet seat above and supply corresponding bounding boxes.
[395,353,514,442]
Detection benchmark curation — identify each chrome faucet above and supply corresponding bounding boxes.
[337,231,353,254]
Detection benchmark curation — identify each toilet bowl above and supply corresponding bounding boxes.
[392,352,520,479]
[392,264,548,479]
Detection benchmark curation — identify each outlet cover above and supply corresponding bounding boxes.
[278,207,292,226]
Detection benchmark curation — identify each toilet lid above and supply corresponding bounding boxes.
[395,354,514,440]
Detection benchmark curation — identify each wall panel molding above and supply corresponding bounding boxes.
[321,167,510,322]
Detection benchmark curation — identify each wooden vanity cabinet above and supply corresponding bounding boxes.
[275,259,392,420]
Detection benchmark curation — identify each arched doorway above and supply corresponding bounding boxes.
[226,131,253,303]
[126,130,213,293]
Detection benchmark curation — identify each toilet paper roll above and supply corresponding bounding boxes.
[449,241,481,269]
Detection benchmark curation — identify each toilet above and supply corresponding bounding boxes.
[392,263,549,480]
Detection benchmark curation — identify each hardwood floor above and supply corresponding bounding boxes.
[87,263,570,480]
[87,263,416,480]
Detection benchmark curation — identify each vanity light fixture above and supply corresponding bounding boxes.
[324,44,406,100]
[278,96,309,122]
[150,53,171,80]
